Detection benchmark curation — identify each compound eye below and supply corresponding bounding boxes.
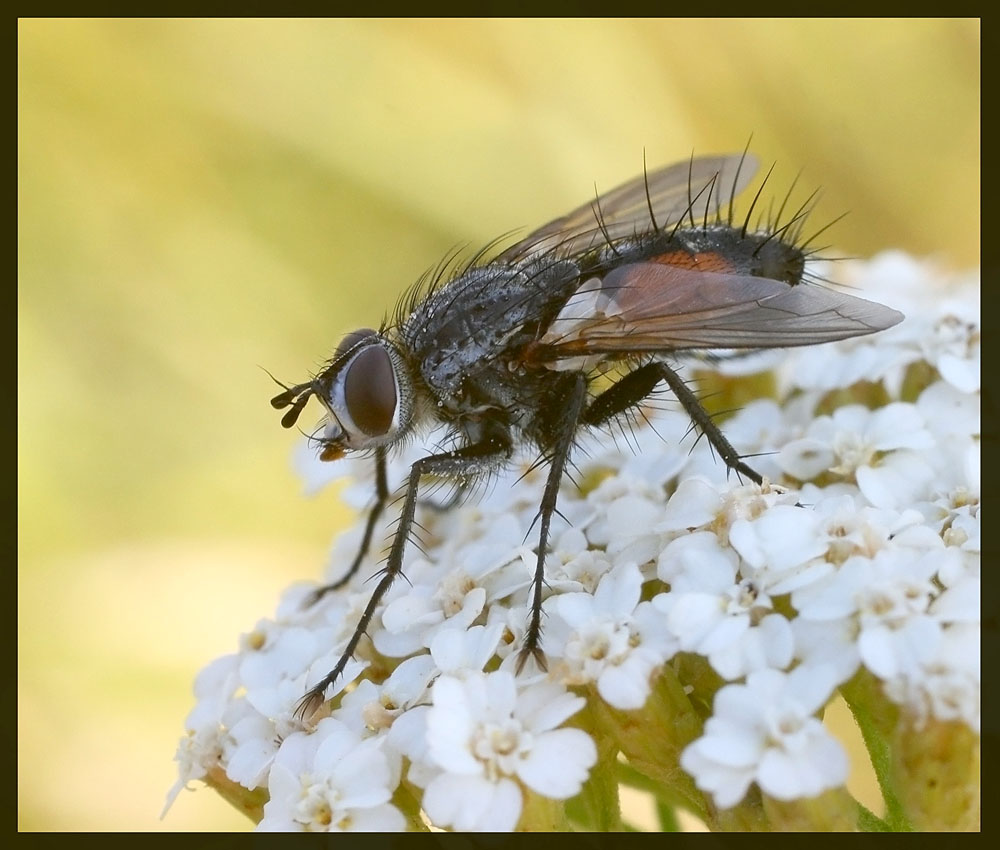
[343,345,397,437]
[335,328,378,359]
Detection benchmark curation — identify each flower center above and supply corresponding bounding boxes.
[296,776,344,831]
[472,720,531,781]
[436,571,478,617]
[830,432,875,476]
[765,709,809,751]
[860,579,931,625]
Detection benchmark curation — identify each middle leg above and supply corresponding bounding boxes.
[516,373,590,672]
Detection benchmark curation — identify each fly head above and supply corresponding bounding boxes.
[270,328,414,461]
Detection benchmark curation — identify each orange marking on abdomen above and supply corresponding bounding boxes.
[650,251,735,273]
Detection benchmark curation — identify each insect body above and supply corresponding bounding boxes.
[271,152,903,718]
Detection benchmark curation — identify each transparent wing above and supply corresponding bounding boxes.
[533,263,904,357]
[497,153,759,264]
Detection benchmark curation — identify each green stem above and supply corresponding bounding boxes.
[591,669,710,823]
[762,788,860,831]
[204,766,268,824]
[839,669,913,831]
[518,788,573,831]
[395,778,430,831]
[855,800,892,832]
[565,699,623,830]
[656,799,681,831]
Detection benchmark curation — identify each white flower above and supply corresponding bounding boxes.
[428,507,537,602]
[162,654,242,816]
[223,709,279,790]
[883,622,980,732]
[793,544,932,623]
[681,666,848,808]
[916,380,979,443]
[585,479,669,569]
[259,718,405,832]
[656,476,726,533]
[239,621,364,721]
[654,532,794,680]
[786,253,979,399]
[373,559,487,658]
[542,527,616,594]
[791,403,935,509]
[728,505,830,590]
[713,398,807,483]
[806,494,923,568]
[421,671,596,831]
[334,653,437,737]
[168,252,979,830]
[429,623,505,676]
[790,617,861,685]
[543,563,677,708]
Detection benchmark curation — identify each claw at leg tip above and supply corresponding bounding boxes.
[515,645,548,675]
[294,690,326,722]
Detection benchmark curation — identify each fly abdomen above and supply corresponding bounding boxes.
[612,225,807,288]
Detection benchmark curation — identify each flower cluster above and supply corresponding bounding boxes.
[167,253,979,831]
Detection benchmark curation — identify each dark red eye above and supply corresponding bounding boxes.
[336,328,378,359]
[343,345,397,436]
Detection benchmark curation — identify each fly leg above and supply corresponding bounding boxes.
[307,446,389,606]
[296,430,512,720]
[517,373,589,673]
[581,361,763,484]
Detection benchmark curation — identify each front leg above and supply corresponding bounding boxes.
[308,446,389,605]
[296,429,512,719]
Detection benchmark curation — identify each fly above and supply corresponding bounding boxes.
[270,149,904,719]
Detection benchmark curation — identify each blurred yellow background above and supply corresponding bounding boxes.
[18,19,979,831]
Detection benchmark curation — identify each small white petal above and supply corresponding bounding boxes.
[695,731,765,769]
[785,664,839,715]
[516,728,597,798]
[517,685,585,733]
[423,773,521,832]
[658,477,723,531]
[778,438,835,481]
[597,661,652,710]
[937,353,980,393]
[867,403,934,452]
[665,592,725,647]
[856,452,934,510]
[930,576,980,622]
[759,726,848,801]
[702,613,752,658]
[680,741,755,809]
[225,737,275,789]
[345,803,407,832]
[312,719,362,773]
[592,563,643,616]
